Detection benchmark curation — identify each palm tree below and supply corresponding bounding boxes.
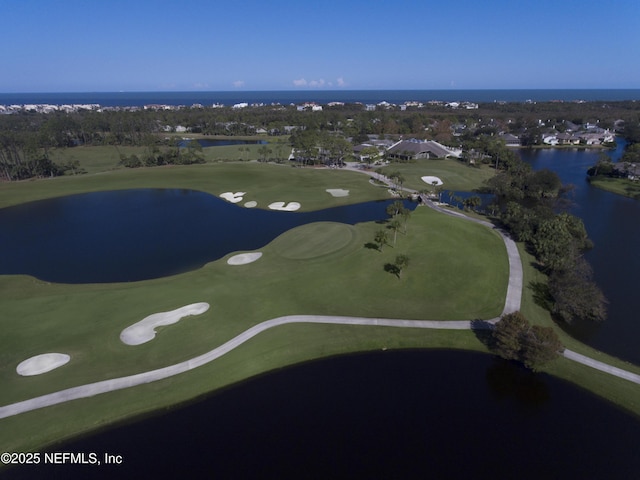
[395,254,410,278]
[374,229,388,252]
[389,219,401,246]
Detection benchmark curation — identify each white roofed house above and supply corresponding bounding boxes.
[556,132,580,145]
[579,130,616,145]
[385,139,461,161]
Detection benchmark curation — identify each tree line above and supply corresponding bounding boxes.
[1,99,639,181]
[484,153,607,324]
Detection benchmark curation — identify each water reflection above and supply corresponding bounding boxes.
[485,358,550,409]
[3,350,638,479]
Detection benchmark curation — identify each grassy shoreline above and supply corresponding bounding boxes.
[1,160,638,455]
[588,176,640,199]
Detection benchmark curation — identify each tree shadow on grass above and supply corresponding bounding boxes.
[529,281,554,312]
[384,263,400,278]
[470,319,495,350]
[364,242,380,251]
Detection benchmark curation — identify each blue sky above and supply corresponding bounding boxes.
[2,0,639,92]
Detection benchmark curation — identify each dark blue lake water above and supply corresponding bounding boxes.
[3,350,638,479]
[2,150,639,479]
[0,191,414,283]
[519,141,640,365]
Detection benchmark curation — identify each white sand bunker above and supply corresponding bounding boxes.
[220,192,246,203]
[227,252,263,265]
[421,176,443,186]
[244,201,257,208]
[326,188,350,197]
[17,353,70,376]
[120,302,210,346]
[268,202,301,211]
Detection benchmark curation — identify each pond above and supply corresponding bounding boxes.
[3,350,639,479]
[0,190,415,283]
[1,170,638,479]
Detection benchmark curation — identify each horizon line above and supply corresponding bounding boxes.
[2,87,640,95]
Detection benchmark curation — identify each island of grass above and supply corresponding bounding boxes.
[0,158,638,455]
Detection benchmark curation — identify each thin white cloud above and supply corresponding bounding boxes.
[293,77,347,88]
[233,80,245,88]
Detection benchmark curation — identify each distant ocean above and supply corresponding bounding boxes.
[1,89,639,107]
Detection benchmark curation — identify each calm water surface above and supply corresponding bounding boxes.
[3,350,638,479]
[2,89,639,107]
[2,150,639,478]
[519,141,640,364]
[0,192,414,283]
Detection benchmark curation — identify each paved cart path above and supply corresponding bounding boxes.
[1,175,637,420]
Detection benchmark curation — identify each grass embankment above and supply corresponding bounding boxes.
[588,176,640,200]
[517,244,640,416]
[379,158,496,192]
[0,206,508,452]
[0,161,389,211]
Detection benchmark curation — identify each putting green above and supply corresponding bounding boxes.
[271,222,358,260]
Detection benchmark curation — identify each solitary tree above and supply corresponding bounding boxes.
[389,218,401,246]
[386,200,405,218]
[395,254,410,278]
[386,200,407,244]
[374,229,388,252]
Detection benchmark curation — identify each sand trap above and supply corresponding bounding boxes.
[421,176,443,186]
[244,201,257,208]
[220,192,246,203]
[17,353,70,376]
[326,188,350,197]
[268,202,301,211]
[120,303,210,346]
[227,252,263,265]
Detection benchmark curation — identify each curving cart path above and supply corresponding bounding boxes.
[1,177,638,420]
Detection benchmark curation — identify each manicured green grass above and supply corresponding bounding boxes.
[0,162,389,210]
[47,137,290,174]
[0,205,508,452]
[0,162,638,457]
[48,145,146,175]
[589,176,640,199]
[379,158,496,192]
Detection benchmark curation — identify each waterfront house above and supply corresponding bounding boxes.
[498,133,521,147]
